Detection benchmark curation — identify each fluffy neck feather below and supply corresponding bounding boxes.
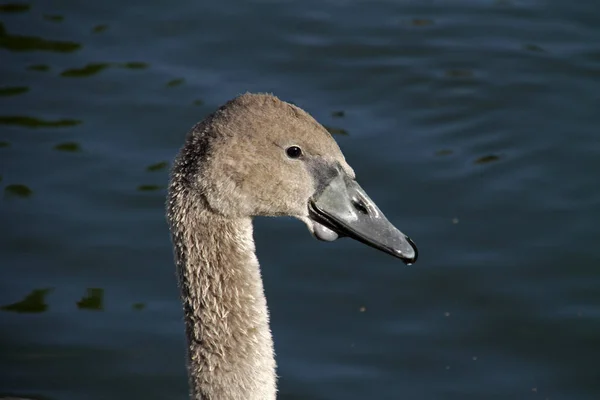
[168,188,276,400]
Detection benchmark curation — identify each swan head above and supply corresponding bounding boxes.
[174,93,417,264]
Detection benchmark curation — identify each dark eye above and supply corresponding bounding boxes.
[286,146,302,159]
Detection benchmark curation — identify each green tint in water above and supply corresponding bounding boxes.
[0,116,81,128]
[43,14,64,22]
[0,86,29,96]
[0,22,81,52]
[2,1,600,399]
[166,78,185,87]
[474,154,501,164]
[54,142,82,152]
[407,18,434,27]
[92,24,108,33]
[146,161,168,172]
[76,288,104,311]
[1,289,52,313]
[61,63,110,77]
[119,62,148,70]
[27,64,50,72]
[4,184,32,197]
[324,125,348,135]
[137,184,163,191]
[0,3,30,13]
[435,149,454,156]
[524,44,545,53]
[444,69,474,79]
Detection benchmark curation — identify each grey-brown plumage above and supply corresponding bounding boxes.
[167,93,418,399]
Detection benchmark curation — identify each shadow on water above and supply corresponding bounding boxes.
[0,141,10,148]
[1,288,52,313]
[0,22,80,53]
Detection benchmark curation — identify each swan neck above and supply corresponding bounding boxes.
[169,199,276,400]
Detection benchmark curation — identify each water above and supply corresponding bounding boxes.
[2,0,600,399]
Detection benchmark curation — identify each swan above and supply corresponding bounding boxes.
[166,93,418,399]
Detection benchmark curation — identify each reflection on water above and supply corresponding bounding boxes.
[0,22,80,53]
[166,78,185,87]
[146,161,169,172]
[406,18,434,27]
[474,154,501,165]
[1,289,52,313]
[60,62,148,77]
[444,69,474,79]
[43,14,64,23]
[4,184,32,198]
[53,142,81,152]
[77,288,104,311]
[435,149,454,156]
[0,288,148,314]
[2,0,600,399]
[61,63,110,78]
[0,86,28,96]
[524,43,545,53]
[0,116,81,128]
[92,24,108,34]
[137,184,163,192]
[119,62,148,70]
[0,3,30,13]
[27,64,50,72]
[324,125,348,135]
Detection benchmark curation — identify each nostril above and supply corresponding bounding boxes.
[352,197,369,215]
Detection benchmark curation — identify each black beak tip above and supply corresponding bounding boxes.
[400,236,418,265]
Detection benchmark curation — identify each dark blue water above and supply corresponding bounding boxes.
[2,1,600,399]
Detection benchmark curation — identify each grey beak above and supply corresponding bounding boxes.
[308,172,418,265]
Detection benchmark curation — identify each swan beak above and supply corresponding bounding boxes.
[308,173,418,265]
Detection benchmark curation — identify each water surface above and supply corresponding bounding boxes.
[2,0,600,399]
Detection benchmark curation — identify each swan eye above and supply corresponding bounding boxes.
[286,146,302,159]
